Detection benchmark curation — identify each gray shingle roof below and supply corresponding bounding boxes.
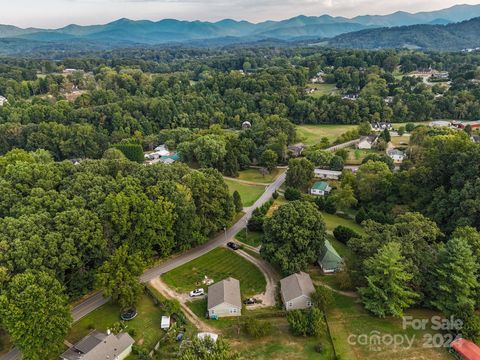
[207,277,241,310]
[280,272,315,303]
[61,331,134,360]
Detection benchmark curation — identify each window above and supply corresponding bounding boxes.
[288,302,293,307]
[307,301,312,307]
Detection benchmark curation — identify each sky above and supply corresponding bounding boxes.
[1,0,479,28]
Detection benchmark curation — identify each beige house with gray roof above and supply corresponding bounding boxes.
[207,277,242,318]
[60,330,134,360]
[280,272,315,311]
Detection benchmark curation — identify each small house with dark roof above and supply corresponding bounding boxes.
[280,272,315,311]
[318,240,343,273]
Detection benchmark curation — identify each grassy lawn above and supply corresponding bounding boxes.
[68,293,164,351]
[345,148,381,165]
[296,124,358,146]
[237,168,284,184]
[305,83,338,98]
[390,135,410,147]
[321,212,365,235]
[162,247,266,298]
[187,301,335,360]
[327,294,453,360]
[225,179,266,207]
[236,229,264,247]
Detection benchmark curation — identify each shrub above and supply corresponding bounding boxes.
[243,318,272,338]
[355,208,368,224]
[272,190,279,200]
[333,225,359,244]
[324,197,337,214]
[285,187,302,201]
[314,343,324,353]
[113,143,144,163]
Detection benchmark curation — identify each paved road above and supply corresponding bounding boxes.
[0,172,286,360]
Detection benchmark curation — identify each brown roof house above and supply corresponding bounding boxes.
[207,277,242,318]
[60,330,134,360]
[280,272,315,311]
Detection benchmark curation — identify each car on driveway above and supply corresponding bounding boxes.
[189,288,205,297]
[243,298,255,305]
[227,242,240,250]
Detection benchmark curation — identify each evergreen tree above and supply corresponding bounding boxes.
[431,238,479,319]
[381,128,391,142]
[232,190,243,213]
[359,242,418,317]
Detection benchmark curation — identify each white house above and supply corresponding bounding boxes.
[314,169,342,180]
[357,135,378,150]
[0,96,7,106]
[207,277,242,318]
[387,149,406,162]
[280,272,315,311]
[61,330,134,360]
[310,181,332,196]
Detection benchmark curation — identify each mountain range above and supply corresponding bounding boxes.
[1,4,480,54]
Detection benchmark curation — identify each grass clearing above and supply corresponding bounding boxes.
[236,229,264,247]
[344,148,382,165]
[305,83,338,98]
[225,179,266,207]
[296,124,358,146]
[327,294,453,360]
[162,247,266,297]
[237,168,284,184]
[68,293,163,351]
[321,212,365,235]
[390,135,410,147]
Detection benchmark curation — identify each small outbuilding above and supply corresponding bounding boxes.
[314,169,342,180]
[241,121,252,129]
[161,316,171,330]
[310,181,331,196]
[280,272,315,311]
[318,240,343,273]
[450,337,480,360]
[207,277,242,318]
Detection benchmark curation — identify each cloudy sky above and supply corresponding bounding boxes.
[1,0,479,28]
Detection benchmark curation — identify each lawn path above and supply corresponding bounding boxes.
[234,249,280,308]
[223,176,271,186]
[149,278,218,334]
[313,279,358,299]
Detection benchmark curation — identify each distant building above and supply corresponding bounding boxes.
[287,143,305,157]
[161,316,171,330]
[430,72,449,81]
[207,277,242,318]
[357,135,378,150]
[60,330,134,360]
[371,122,392,131]
[429,120,451,128]
[241,121,252,129]
[159,153,179,164]
[310,181,332,196]
[384,96,394,104]
[342,94,358,101]
[387,149,406,162]
[472,135,480,143]
[314,169,342,180]
[0,95,7,106]
[318,240,343,273]
[280,272,315,311]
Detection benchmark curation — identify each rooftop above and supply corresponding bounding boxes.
[311,181,330,191]
[280,272,315,302]
[207,277,241,309]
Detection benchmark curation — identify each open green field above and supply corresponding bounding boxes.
[296,124,358,146]
[321,212,365,235]
[327,294,453,360]
[390,135,410,146]
[306,83,338,98]
[225,179,266,207]
[237,168,284,184]
[187,301,335,360]
[345,148,381,165]
[236,229,264,247]
[68,293,164,352]
[162,247,266,297]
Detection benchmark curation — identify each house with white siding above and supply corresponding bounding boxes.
[280,272,315,311]
[207,277,242,318]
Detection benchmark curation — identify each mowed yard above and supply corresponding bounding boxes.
[296,124,358,146]
[237,168,285,184]
[225,179,266,207]
[162,247,266,298]
[327,294,453,360]
[305,83,338,98]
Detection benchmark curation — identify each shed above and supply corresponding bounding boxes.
[450,338,480,360]
[318,240,343,273]
[310,181,331,196]
[161,316,171,330]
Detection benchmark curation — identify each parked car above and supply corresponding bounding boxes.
[243,298,256,305]
[227,242,240,250]
[189,288,205,297]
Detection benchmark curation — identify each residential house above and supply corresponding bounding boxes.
[207,277,242,318]
[159,153,180,164]
[241,121,252,129]
[60,330,134,360]
[387,149,406,162]
[371,122,392,131]
[314,169,342,180]
[450,338,480,360]
[342,94,358,101]
[357,135,378,150]
[318,240,343,273]
[288,143,305,157]
[310,181,331,196]
[154,144,170,156]
[0,95,7,106]
[280,272,315,311]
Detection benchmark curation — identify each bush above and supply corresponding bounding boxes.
[405,123,416,132]
[355,208,368,224]
[285,187,302,201]
[314,343,324,353]
[272,190,279,200]
[333,225,359,244]
[324,197,337,214]
[247,199,273,231]
[113,143,144,163]
[243,318,272,338]
[287,308,326,337]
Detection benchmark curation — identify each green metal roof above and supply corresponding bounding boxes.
[311,181,329,191]
[318,240,343,271]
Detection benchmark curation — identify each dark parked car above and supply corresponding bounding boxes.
[227,242,240,250]
[243,298,255,305]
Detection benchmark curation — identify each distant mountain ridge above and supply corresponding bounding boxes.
[327,16,480,50]
[0,4,480,46]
